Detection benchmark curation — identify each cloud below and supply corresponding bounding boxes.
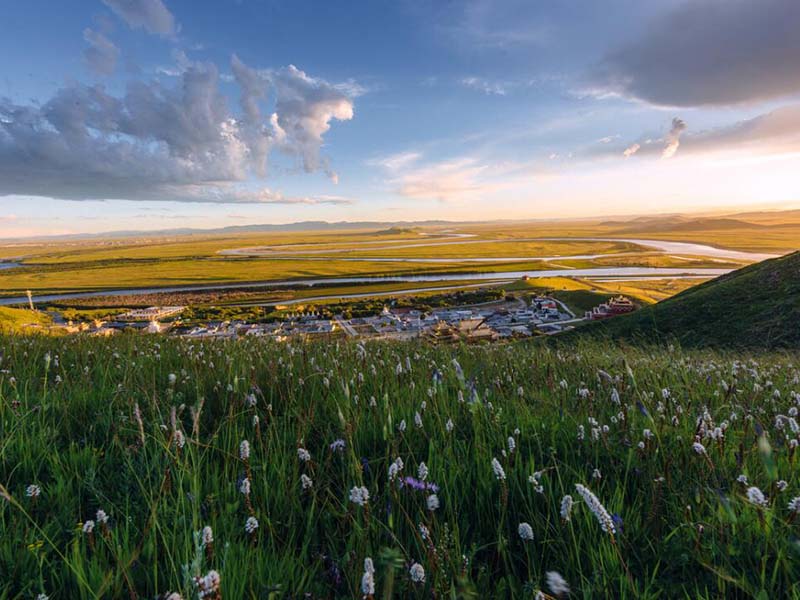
[397,158,492,201]
[460,77,508,96]
[608,104,800,162]
[174,186,354,205]
[102,0,177,37]
[367,151,422,172]
[0,57,356,203]
[590,0,800,107]
[622,143,640,158]
[83,28,120,75]
[682,104,800,156]
[662,118,686,159]
[268,65,354,180]
[380,156,512,202]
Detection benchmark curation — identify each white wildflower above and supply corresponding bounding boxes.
[575,483,615,535]
[409,562,425,583]
[361,557,376,595]
[491,457,506,481]
[560,495,574,521]
[518,522,534,541]
[350,486,370,506]
[746,486,768,507]
[245,516,259,534]
[546,571,570,596]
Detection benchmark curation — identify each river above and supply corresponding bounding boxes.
[0,266,733,306]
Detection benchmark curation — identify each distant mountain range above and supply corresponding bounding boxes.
[3,208,799,242]
[6,220,458,241]
[573,251,800,349]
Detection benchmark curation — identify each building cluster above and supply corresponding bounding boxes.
[584,296,636,320]
[180,296,575,342]
[116,306,186,322]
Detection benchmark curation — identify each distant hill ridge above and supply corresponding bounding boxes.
[600,216,763,233]
[573,251,800,349]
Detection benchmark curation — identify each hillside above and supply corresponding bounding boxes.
[574,251,800,349]
[0,306,51,332]
[618,217,761,233]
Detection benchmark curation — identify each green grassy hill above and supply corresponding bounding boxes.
[574,251,800,349]
[0,306,51,333]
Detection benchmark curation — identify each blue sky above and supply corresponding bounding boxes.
[2,0,800,237]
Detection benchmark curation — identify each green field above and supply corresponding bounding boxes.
[2,335,800,598]
[4,213,796,303]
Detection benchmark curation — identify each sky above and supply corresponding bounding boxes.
[2,0,800,237]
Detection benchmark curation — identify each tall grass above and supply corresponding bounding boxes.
[1,334,799,598]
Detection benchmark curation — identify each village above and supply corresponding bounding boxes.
[179,295,577,341]
[48,291,636,342]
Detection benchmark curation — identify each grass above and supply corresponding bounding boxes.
[0,307,51,333]
[579,251,800,349]
[2,334,800,598]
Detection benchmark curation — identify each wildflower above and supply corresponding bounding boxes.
[195,570,221,599]
[245,516,259,534]
[297,447,311,462]
[202,526,214,546]
[560,495,574,521]
[414,412,423,428]
[777,480,788,492]
[239,440,250,461]
[350,486,370,506]
[168,373,177,386]
[361,557,376,596]
[96,509,109,524]
[419,523,430,540]
[409,562,425,583]
[575,483,615,535]
[788,497,800,513]
[388,457,404,481]
[418,462,429,481]
[426,494,440,511]
[329,439,346,453]
[692,442,707,455]
[746,486,768,507]
[545,571,570,597]
[592,468,602,480]
[398,419,407,432]
[166,594,183,600]
[518,522,534,541]
[26,484,41,498]
[401,476,439,493]
[736,474,748,485]
[301,474,313,490]
[82,520,95,534]
[173,429,185,449]
[507,436,516,453]
[491,457,506,481]
[446,418,454,432]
